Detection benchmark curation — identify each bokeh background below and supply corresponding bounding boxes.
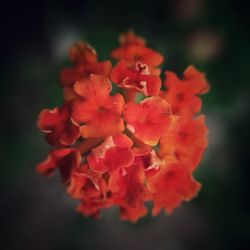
[1,0,250,249]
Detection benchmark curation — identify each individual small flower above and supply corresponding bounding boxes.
[118,161,149,222]
[122,159,146,208]
[60,62,112,87]
[159,111,208,172]
[36,148,81,184]
[111,60,161,96]
[67,163,106,200]
[124,96,175,146]
[105,157,148,223]
[37,103,80,147]
[72,74,125,138]
[60,42,112,87]
[160,65,209,115]
[147,164,201,215]
[111,31,164,67]
[87,133,134,173]
[108,157,146,207]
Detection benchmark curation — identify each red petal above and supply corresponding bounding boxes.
[111,45,163,67]
[120,205,147,223]
[59,66,85,87]
[104,147,134,170]
[111,61,161,96]
[124,97,173,146]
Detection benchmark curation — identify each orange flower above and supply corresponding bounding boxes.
[109,156,147,222]
[161,65,209,115]
[60,61,112,87]
[159,111,208,172]
[36,32,210,222]
[36,148,81,184]
[87,133,134,173]
[60,42,112,87]
[105,157,147,222]
[67,163,106,200]
[37,103,80,147]
[147,164,201,215]
[124,96,175,146]
[111,60,161,96]
[108,157,146,207]
[72,74,125,138]
[111,31,164,67]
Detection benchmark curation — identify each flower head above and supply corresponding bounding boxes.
[36,31,209,222]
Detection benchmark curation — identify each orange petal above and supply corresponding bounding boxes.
[74,74,111,104]
[120,205,147,223]
[79,113,124,138]
[111,45,163,67]
[59,66,85,87]
[111,60,161,96]
[104,147,134,170]
[124,97,173,146]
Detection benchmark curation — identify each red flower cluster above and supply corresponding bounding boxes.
[37,31,209,222]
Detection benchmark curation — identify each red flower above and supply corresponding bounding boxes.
[108,157,146,207]
[124,96,175,146]
[147,164,201,215]
[36,32,210,222]
[60,62,112,87]
[159,111,208,172]
[111,31,164,67]
[87,133,134,173]
[72,74,125,138]
[119,205,148,223]
[60,42,112,87]
[67,163,106,200]
[37,103,80,147]
[105,157,147,222]
[36,148,81,184]
[161,65,209,115]
[111,60,161,96]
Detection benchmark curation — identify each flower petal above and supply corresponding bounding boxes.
[124,96,174,146]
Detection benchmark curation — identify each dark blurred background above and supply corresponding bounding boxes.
[1,0,250,249]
